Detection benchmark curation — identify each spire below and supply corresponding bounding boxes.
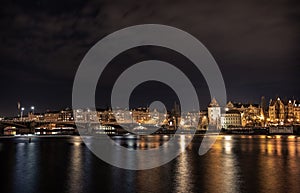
[209,98,219,107]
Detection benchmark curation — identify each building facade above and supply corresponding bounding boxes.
[268,98,300,125]
[226,101,262,127]
[221,110,242,129]
[208,98,221,129]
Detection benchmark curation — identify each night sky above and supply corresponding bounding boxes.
[0,0,299,117]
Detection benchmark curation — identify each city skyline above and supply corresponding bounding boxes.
[1,95,299,118]
[3,96,300,124]
[1,95,300,137]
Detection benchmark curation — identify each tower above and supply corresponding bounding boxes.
[17,101,21,117]
[207,98,221,130]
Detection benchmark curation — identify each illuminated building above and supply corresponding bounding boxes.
[268,98,300,125]
[58,108,74,122]
[28,113,44,121]
[286,100,294,120]
[74,109,98,122]
[198,111,208,130]
[225,101,261,126]
[180,111,200,128]
[208,98,221,129]
[221,110,242,129]
[132,107,152,124]
[269,98,285,123]
[44,111,60,122]
[97,109,117,124]
[44,108,74,122]
[294,103,300,123]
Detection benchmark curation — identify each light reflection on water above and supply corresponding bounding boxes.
[174,135,190,193]
[66,140,84,193]
[13,142,38,193]
[0,135,300,193]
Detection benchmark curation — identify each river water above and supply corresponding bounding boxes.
[0,135,300,193]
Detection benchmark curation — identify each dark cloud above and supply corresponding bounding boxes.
[0,0,299,116]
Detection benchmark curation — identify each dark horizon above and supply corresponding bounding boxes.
[1,0,299,117]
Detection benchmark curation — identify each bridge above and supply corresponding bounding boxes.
[0,120,103,135]
[0,120,171,135]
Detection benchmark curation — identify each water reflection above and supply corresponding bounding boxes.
[1,135,300,193]
[175,155,189,192]
[179,135,186,152]
[203,136,241,193]
[174,136,190,193]
[257,136,300,192]
[13,140,38,193]
[66,138,84,193]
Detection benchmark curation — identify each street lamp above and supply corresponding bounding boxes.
[31,106,35,114]
[21,107,25,121]
[129,111,132,124]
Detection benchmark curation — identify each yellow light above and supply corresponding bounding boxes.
[224,136,232,141]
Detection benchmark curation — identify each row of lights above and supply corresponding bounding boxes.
[20,106,35,120]
[21,106,35,112]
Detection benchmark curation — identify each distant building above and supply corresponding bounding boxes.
[44,111,60,122]
[113,109,129,124]
[180,111,199,128]
[269,98,285,124]
[43,108,74,122]
[58,108,73,122]
[198,110,208,130]
[74,109,98,122]
[221,110,242,129]
[268,98,300,125]
[225,101,262,126]
[73,109,85,121]
[96,107,167,125]
[132,107,152,124]
[208,98,221,129]
[294,103,300,123]
[97,109,117,124]
[286,100,294,120]
[148,109,167,125]
[28,113,44,121]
